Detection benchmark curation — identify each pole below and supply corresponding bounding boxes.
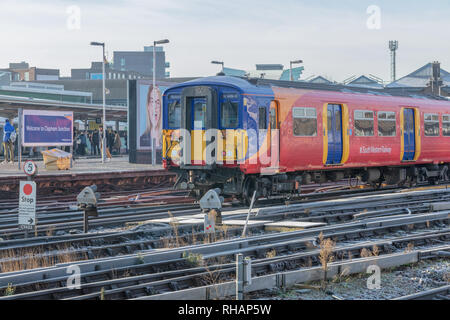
[152,43,156,166]
[290,62,293,81]
[236,253,244,300]
[18,108,22,170]
[241,190,257,238]
[102,44,106,164]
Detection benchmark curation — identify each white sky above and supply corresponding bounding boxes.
[0,0,448,82]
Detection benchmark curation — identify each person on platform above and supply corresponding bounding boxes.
[92,129,100,156]
[113,131,122,155]
[107,128,114,153]
[99,126,112,162]
[139,85,162,149]
[78,131,87,156]
[2,119,15,164]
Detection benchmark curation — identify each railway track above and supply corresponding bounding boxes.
[2,182,450,240]
[394,284,450,300]
[0,186,449,256]
[0,185,449,300]
[0,209,448,300]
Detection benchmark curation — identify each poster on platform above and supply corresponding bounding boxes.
[136,80,170,150]
[22,110,73,147]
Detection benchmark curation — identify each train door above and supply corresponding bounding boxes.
[402,108,416,161]
[326,104,343,165]
[190,97,207,164]
[267,101,280,169]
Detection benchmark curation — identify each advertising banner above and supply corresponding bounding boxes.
[136,81,170,150]
[22,110,73,147]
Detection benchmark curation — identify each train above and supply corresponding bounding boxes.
[162,76,450,204]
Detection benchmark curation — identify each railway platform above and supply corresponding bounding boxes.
[0,156,175,198]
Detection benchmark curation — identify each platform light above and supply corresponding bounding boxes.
[211,61,225,73]
[90,41,107,164]
[152,39,170,165]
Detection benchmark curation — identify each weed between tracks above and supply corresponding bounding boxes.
[161,213,234,249]
[318,232,336,290]
[0,245,89,273]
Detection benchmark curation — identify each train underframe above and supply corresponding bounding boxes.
[172,163,450,204]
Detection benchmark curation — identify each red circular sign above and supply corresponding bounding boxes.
[23,184,33,196]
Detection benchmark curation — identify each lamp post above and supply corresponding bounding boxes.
[211,61,224,73]
[152,39,169,165]
[90,41,106,164]
[289,59,303,81]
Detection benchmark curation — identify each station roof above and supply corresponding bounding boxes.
[0,95,127,121]
[346,75,384,89]
[249,77,448,101]
[387,63,450,88]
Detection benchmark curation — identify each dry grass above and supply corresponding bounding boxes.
[0,245,89,273]
[4,283,15,296]
[317,232,336,289]
[360,248,373,258]
[160,216,233,250]
[265,249,277,259]
[201,256,229,300]
[372,245,380,257]
[405,242,415,253]
[46,226,56,237]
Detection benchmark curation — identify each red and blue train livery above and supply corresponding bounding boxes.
[162,76,450,203]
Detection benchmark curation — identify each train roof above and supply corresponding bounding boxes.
[165,76,449,102]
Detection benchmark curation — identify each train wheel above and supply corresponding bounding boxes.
[242,177,256,207]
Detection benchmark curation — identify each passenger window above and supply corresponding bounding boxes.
[168,99,181,128]
[378,111,396,137]
[443,115,450,137]
[424,113,439,136]
[221,100,239,128]
[354,110,374,136]
[258,107,267,130]
[293,107,317,136]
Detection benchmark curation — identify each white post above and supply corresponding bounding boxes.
[102,45,106,164]
[18,108,23,170]
[236,254,244,300]
[152,43,156,165]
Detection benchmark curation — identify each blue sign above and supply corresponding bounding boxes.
[22,110,73,147]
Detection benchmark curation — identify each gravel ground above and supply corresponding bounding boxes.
[253,259,449,300]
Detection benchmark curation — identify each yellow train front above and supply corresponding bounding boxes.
[162,76,272,202]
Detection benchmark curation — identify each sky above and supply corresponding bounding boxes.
[0,0,449,82]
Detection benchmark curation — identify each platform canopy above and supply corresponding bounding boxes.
[0,95,127,122]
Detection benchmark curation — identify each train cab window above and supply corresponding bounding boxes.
[168,99,181,128]
[354,110,374,136]
[258,107,267,130]
[292,107,317,136]
[443,115,450,136]
[221,100,239,129]
[424,113,439,136]
[378,111,396,136]
[193,99,206,130]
